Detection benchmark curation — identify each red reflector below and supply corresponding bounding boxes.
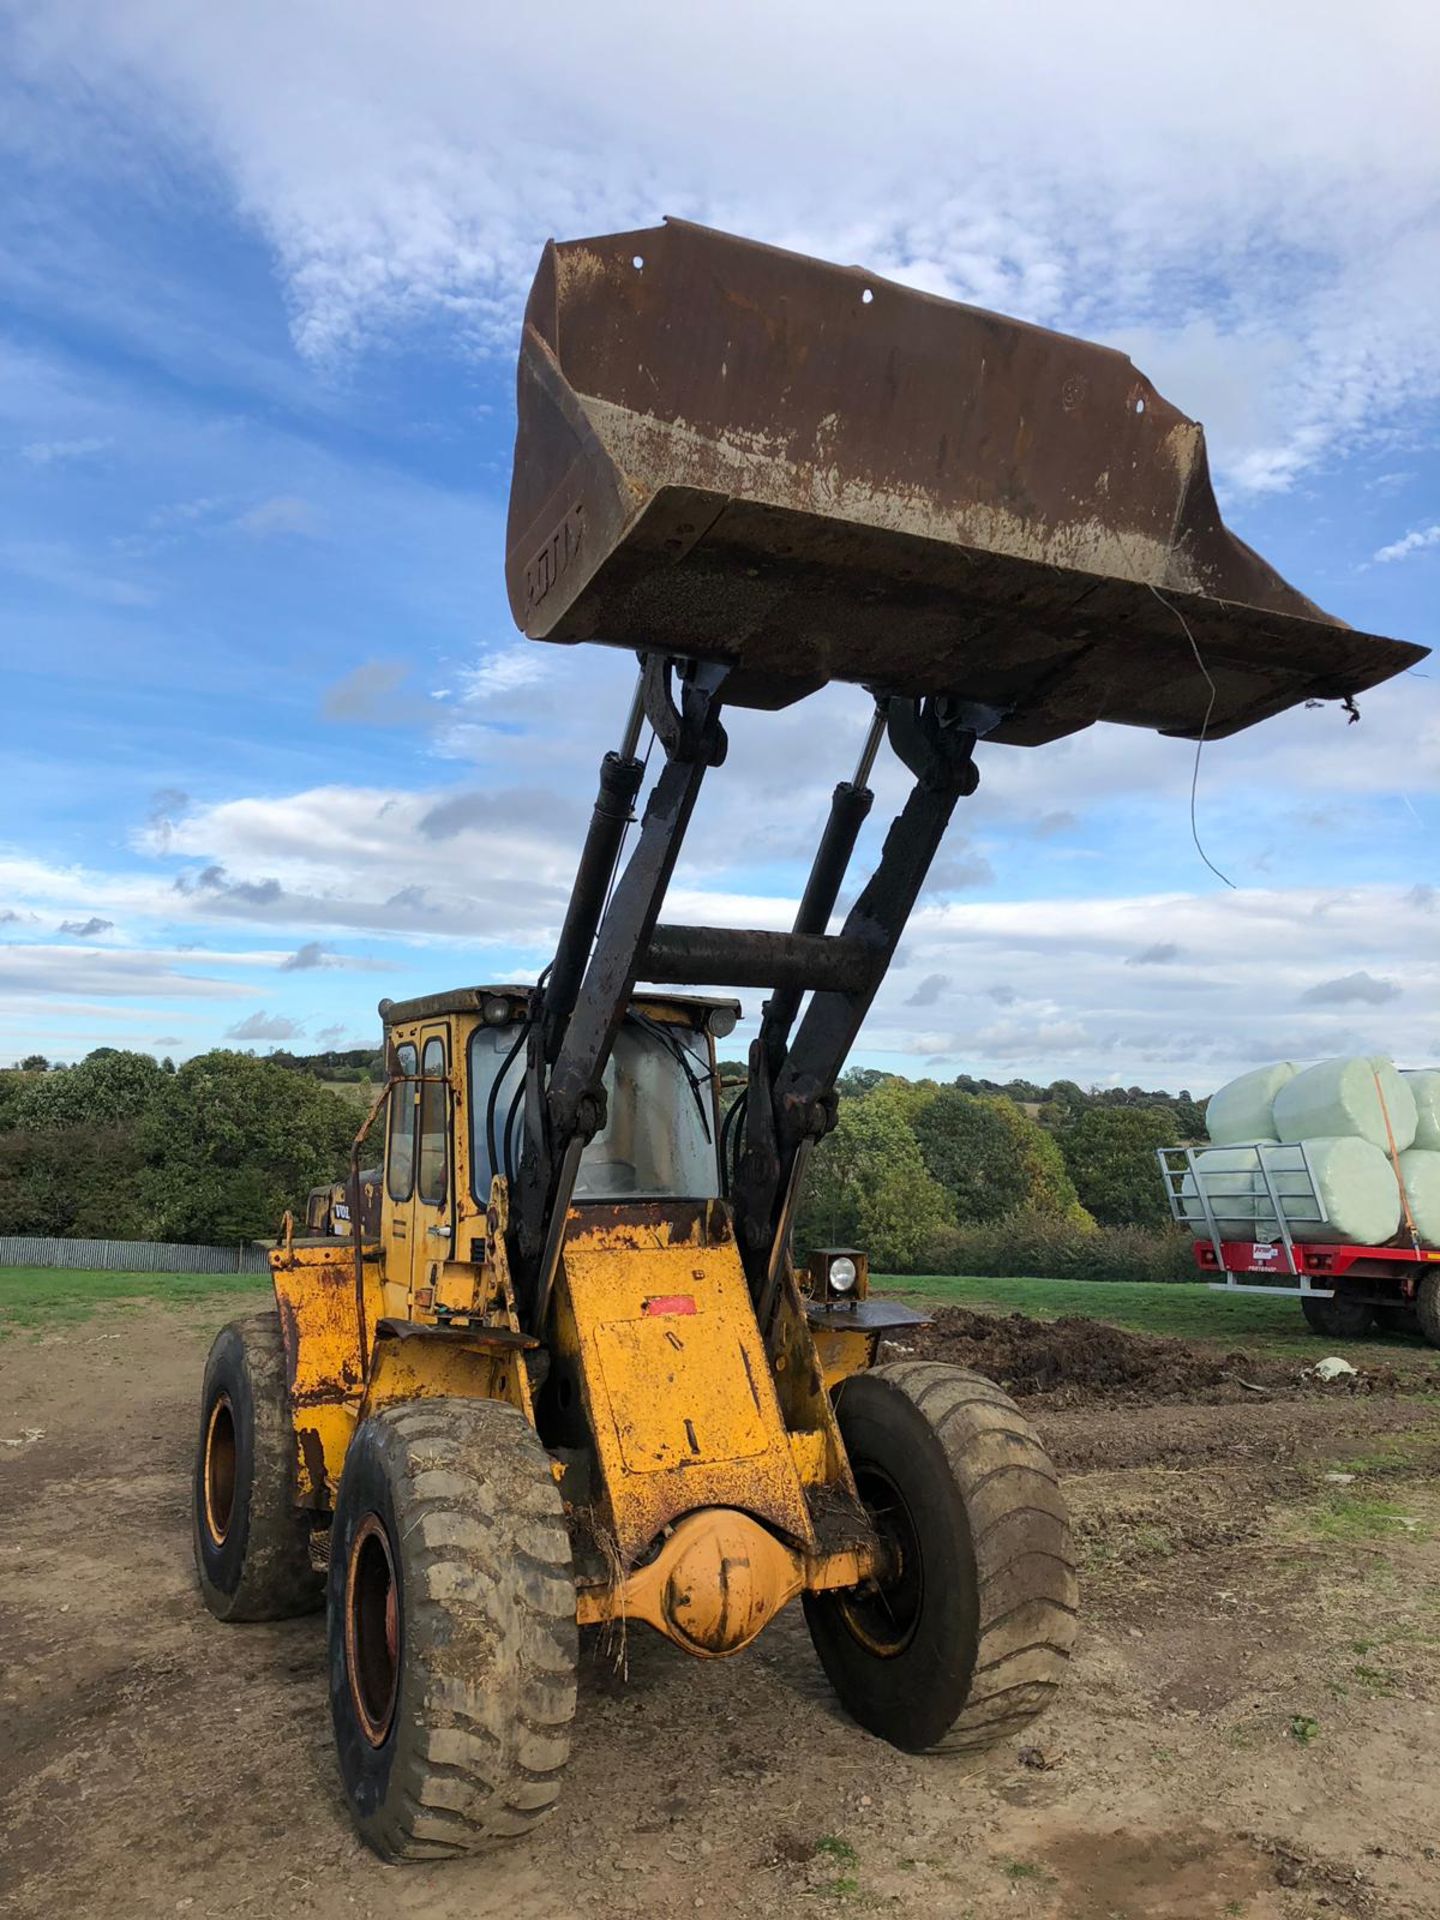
[643,1295,697,1317]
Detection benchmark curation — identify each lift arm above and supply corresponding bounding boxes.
[513,660,992,1338]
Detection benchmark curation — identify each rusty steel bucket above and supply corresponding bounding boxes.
[505,220,1423,745]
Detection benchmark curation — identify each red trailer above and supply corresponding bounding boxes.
[1156,1144,1440,1343]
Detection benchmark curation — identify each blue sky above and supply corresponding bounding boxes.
[2,1,1437,1091]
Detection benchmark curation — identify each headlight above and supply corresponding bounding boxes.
[482,994,512,1026]
[828,1255,858,1294]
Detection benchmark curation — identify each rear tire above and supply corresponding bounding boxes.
[805,1361,1077,1754]
[328,1397,578,1860]
[1301,1295,1376,1339]
[193,1311,323,1622]
[1416,1274,1440,1349]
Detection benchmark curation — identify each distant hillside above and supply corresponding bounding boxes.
[264,1047,385,1084]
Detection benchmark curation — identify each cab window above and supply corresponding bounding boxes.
[468,1017,719,1203]
[468,1025,526,1198]
[386,1042,418,1200]
[417,1036,448,1206]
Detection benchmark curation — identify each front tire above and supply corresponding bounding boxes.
[193,1311,323,1622]
[1301,1294,1376,1339]
[806,1361,1077,1754]
[328,1398,578,1860]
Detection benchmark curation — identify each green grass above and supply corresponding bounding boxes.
[876,1271,1422,1360]
[814,1838,858,1868]
[1002,1860,1054,1885]
[0,1266,269,1336]
[1307,1491,1427,1543]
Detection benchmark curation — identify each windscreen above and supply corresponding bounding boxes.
[470,1017,719,1203]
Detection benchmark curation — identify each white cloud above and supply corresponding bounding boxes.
[8,2,1440,494]
[1375,524,1440,564]
[0,945,258,1001]
[6,775,1438,1089]
[454,644,551,705]
[20,435,111,464]
[233,493,320,537]
[868,883,1440,1087]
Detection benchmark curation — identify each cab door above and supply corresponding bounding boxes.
[408,1026,453,1308]
[381,1036,419,1315]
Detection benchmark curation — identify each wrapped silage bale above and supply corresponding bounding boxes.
[1405,1070,1440,1151]
[1188,1137,1402,1246]
[1272,1055,1417,1153]
[1204,1062,1297,1144]
[1182,1144,1300,1238]
[1400,1148,1440,1248]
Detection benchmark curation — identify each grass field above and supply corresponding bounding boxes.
[0,1267,268,1336]
[0,1262,1418,1364]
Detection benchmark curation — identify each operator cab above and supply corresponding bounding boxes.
[371,986,739,1319]
[468,995,730,1203]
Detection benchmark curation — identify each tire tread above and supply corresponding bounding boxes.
[331,1396,577,1861]
[871,1361,1076,1753]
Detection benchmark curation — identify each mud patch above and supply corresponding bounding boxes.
[890,1307,1435,1407]
[1041,1827,1280,1918]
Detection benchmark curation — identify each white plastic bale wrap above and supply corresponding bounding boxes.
[1203,1062,1297,1145]
[1399,1149,1440,1247]
[1188,1137,1402,1246]
[1181,1144,1291,1238]
[1405,1071,1440,1152]
[1272,1055,1418,1154]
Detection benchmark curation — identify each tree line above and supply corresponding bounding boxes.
[788,1070,1195,1272]
[1,1047,1199,1260]
[0,1049,355,1245]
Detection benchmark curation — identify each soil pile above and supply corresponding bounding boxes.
[888,1307,1434,1407]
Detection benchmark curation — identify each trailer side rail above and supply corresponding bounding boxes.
[1155,1142,1335,1297]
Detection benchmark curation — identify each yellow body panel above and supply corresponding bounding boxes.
[360,1325,534,1423]
[809,1321,881,1394]
[560,1208,815,1562]
[271,1242,385,1506]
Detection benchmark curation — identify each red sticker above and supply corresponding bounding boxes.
[643,1295,697,1317]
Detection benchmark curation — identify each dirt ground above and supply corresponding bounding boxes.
[5,1300,1440,1920]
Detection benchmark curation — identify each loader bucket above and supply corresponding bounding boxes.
[506,220,1423,745]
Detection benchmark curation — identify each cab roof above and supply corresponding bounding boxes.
[378,985,741,1028]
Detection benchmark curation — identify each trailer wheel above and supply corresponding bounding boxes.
[806,1361,1077,1754]
[1301,1295,1376,1339]
[193,1311,323,1621]
[328,1397,577,1860]
[1416,1274,1440,1349]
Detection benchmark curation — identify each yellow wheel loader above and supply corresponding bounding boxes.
[192,220,1423,1860]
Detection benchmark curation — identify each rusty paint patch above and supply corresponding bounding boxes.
[298,1427,328,1503]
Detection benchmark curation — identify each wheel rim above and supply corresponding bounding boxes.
[838,1462,924,1657]
[346,1513,400,1746]
[202,1393,237,1546]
